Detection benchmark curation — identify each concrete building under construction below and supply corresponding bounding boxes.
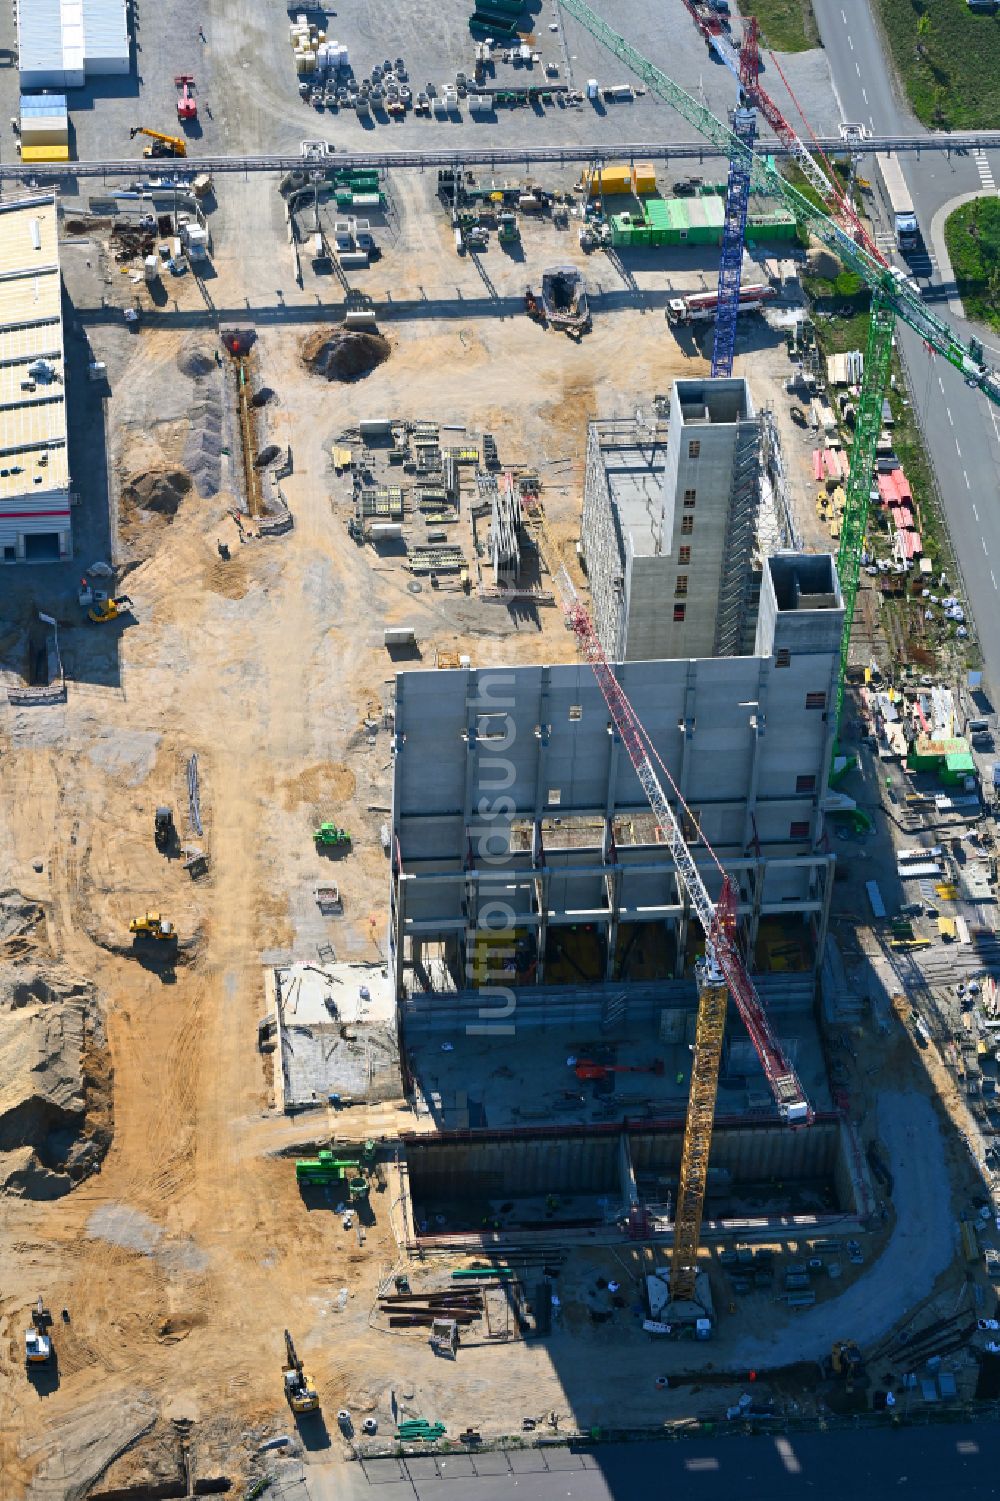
[390,549,842,1006]
[580,377,765,662]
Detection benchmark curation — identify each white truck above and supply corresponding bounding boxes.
[877,154,919,253]
[667,282,776,324]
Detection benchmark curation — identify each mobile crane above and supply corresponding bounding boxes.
[129,126,187,159]
[557,0,1000,730]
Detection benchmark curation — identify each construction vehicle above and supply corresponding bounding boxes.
[314,823,351,848]
[295,1151,369,1198]
[282,1329,320,1414]
[88,593,133,624]
[154,806,175,851]
[129,912,176,941]
[129,126,187,159]
[573,1057,665,1082]
[24,1298,52,1368]
[174,75,197,123]
[524,286,546,324]
[667,283,776,325]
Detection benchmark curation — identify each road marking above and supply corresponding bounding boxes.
[947,407,954,425]
[855,60,861,75]
[841,6,847,19]
[775,1438,803,1476]
[983,537,989,556]
[993,570,997,590]
[956,440,962,457]
[862,87,868,104]
[848,33,854,49]
[938,376,945,393]
[869,116,875,130]
[973,503,980,520]
[965,470,970,488]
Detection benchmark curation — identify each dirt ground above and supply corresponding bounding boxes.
[0,169,916,1497]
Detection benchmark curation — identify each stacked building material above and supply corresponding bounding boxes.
[19,94,69,163]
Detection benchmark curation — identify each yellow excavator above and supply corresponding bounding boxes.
[130,126,187,159]
[282,1329,319,1414]
[88,593,132,624]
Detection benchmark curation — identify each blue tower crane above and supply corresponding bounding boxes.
[711,103,757,378]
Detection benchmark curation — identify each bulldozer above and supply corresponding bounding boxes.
[129,126,187,158]
[314,823,351,849]
[282,1329,320,1414]
[24,1298,52,1370]
[88,594,133,624]
[129,912,176,941]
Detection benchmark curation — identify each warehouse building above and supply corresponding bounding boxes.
[389,550,842,1012]
[17,0,129,89]
[581,378,764,662]
[0,195,71,564]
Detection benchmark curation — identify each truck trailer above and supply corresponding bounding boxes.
[876,154,919,253]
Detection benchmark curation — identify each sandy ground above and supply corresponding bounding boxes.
[0,153,979,1499]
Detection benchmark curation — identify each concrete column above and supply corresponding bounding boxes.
[812,854,836,968]
[604,816,621,980]
[746,860,765,961]
[532,666,552,823]
[742,657,769,851]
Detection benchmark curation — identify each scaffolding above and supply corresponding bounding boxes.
[713,413,763,658]
[488,470,522,586]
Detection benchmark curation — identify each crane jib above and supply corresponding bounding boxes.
[557,0,1000,407]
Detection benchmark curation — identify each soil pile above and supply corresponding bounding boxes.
[122,467,192,518]
[301,328,391,382]
[176,343,216,379]
[0,966,111,1199]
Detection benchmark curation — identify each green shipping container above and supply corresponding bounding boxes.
[470,12,520,34]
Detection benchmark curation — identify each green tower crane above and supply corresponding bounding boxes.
[558,0,1000,721]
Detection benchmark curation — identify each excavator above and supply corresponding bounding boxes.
[129,126,187,159]
[129,912,176,941]
[88,593,132,624]
[282,1329,320,1414]
[829,1340,865,1388]
[24,1298,53,1370]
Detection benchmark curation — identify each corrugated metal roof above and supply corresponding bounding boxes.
[20,93,68,113]
[0,196,68,507]
[82,0,128,60]
[17,0,127,82]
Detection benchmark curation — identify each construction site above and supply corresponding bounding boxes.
[5,0,1000,1496]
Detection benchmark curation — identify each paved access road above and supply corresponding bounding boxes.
[812,0,1000,700]
[298,1424,999,1500]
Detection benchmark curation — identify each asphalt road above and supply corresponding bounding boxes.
[308,1424,1000,1501]
[813,0,1000,703]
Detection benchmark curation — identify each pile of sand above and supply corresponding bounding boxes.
[301,328,391,382]
[0,966,111,1199]
[121,467,192,518]
[176,343,216,379]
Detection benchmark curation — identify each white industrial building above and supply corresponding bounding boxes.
[17,0,129,88]
[0,195,71,564]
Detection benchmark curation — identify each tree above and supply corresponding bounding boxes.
[916,13,931,59]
